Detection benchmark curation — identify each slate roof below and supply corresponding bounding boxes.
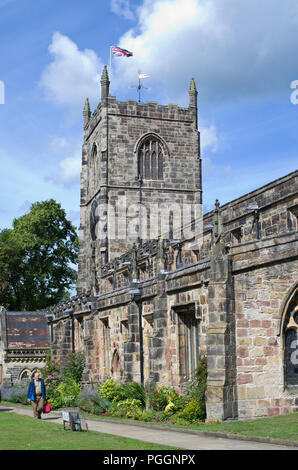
[5,311,50,349]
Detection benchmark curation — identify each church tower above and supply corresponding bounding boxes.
[77,66,202,294]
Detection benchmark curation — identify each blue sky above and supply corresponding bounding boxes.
[0,0,297,230]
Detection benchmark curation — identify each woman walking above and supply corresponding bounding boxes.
[27,372,46,419]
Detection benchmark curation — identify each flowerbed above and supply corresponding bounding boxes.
[77,355,208,425]
[5,352,207,425]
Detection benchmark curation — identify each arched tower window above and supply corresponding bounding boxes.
[89,143,99,195]
[138,137,164,180]
[283,289,298,389]
[91,143,98,161]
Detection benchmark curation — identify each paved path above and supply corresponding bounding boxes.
[0,404,297,450]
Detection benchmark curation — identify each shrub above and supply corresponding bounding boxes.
[120,382,146,408]
[61,352,85,384]
[39,353,86,410]
[148,386,168,411]
[178,397,204,423]
[40,351,59,379]
[91,395,111,414]
[44,373,61,391]
[9,391,28,405]
[78,393,111,415]
[152,411,172,422]
[44,373,63,410]
[46,395,63,410]
[140,410,159,422]
[110,398,143,420]
[169,414,190,426]
[56,378,81,406]
[164,402,177,413]
[148,385,182,412]
[1,386,28,404]
[44,377,81,409]
[98,378,124,402]
[183,355,207,421]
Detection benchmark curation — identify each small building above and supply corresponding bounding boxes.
[0,307,50,387]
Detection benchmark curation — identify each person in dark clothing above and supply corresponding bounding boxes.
[27,372,46,419]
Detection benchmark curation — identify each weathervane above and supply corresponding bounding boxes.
[130,70,151,102]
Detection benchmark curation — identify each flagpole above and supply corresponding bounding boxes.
[109,46,112,78]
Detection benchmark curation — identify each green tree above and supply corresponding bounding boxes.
[0,199,78,310]
[0,228,25,309]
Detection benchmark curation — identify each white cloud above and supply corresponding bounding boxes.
[200,123,218,154]
[38,1,297,191]
[40,2,298,113]
[112,0,298,105]
[110,0,135,20]
[58,153,81,186]
[200,122,232,180]
[47,136,81,187]
[49,151,81,187]
[40,32,103,111]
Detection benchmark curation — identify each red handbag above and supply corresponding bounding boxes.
[43,401,51,414]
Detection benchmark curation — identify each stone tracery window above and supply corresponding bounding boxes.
[138,137,164,180]
[19,369,31,382]
[284,297,298,389]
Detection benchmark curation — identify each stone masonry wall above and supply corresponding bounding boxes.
[233,246,298,419]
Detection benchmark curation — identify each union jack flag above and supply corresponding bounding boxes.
[111,45,133,57]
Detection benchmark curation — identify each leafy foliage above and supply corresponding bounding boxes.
[120,382,146,409]
[77,389,111,415]
[40,351,60,379]
[0,199,78,310]
[95,356,207,423]
[4,353,207,422]
[89,395,111,415]
[183,355,207,421]
[174,354,208,422]
[98,378,124,402]
[56,378,81,406]
[110,399,144,420]
[43,352,85,409]
[177,397,203,422]
[9,392,28,405]
[44,373,63,410]
[61,352,86,384]
[148,385,182,412]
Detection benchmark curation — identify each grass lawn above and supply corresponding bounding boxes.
[197,413,298,441]
[82,411,298,442]
[2,402,297,443]
[0,412,179,450]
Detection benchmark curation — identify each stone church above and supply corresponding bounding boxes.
[43,66,297,421]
